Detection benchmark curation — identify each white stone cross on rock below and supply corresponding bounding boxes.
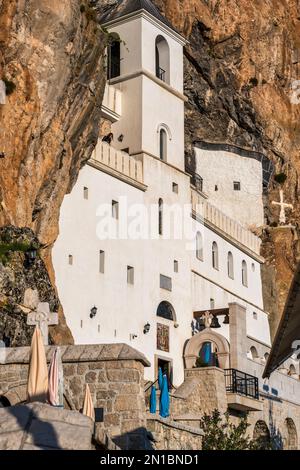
[27,302,58,345]
[272,190,293,225]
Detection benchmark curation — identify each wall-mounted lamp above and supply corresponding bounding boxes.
[90,306,98,319]
[130,334,138,340]
[174,322,179,329]
[143,323,150,334]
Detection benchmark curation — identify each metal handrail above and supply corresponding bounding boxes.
[224,368,259,400]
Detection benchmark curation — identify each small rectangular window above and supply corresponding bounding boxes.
[127,266,134,285]
[233,181,241,191]
[83,187,89,199]
[174,260,178,273]
[210,298,215,309]
[112,200,119,219]
[160,274,172,291]
[253,312,258,320]
[172,182,178,194]
[68,255,73,266]
[99,250,105,273]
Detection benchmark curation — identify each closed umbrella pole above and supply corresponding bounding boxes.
[158,367,163,390]
[27,327,48,403]
[150,385,157,414]
[83,384,95,422]
[159,375,170,418]
[48,348,59,406]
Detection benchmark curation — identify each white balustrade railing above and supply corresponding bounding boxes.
[191,190,261,254]
[102,84,122,117]
[91,141,143,184]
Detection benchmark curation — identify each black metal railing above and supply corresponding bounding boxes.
[224,368,259,400]
[157,67,166,82]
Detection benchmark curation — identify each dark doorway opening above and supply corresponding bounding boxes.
[157,358,172,389]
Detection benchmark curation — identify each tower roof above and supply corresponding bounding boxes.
[100,0,178,34]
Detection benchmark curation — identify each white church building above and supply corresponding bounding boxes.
[53,0,300,407]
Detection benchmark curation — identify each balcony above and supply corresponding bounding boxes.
[225,368,263,411]
[191,189,262,255]
[89,141,145,190]
[101,83,122,122]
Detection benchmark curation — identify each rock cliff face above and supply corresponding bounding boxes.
[153,0,300,336]
[0,0,107,345]
[0,0,299,344]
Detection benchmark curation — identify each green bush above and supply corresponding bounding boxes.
[200,409,270,450]
[0,241,31,264]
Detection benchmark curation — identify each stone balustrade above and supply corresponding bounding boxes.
[91,141,144,186]
[101,83,122,119]
[191,189,261,255]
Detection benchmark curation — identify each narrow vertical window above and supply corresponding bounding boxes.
[172,182,178,194]
[158,198,163,235]
[174,260,178,273]
[159,129,167,161]
[212,242,219,270]
[127,266,134,285]
[196,232,203,261]
[112,200,119,219]
[227,252,234,279]
[99,250,105,274]
[108,40,120,79]
[242,260,248,287]
[83,187,89,200]
[68,255,73,266]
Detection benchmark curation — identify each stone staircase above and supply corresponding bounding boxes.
[144,381,204,450]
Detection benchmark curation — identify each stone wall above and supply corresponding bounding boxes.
[171,367,227,417]
[147,415,203,450]
[0,343,151,450]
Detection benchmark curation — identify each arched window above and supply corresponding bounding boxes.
[108,40,121,79]
[157,301,175,321]
[158,198,163,235]
[196,232,203,261]
[212,242,219,270]
[253,421,271,450]
[227,252,234,279]
[242,260,248,287]
[288,364,297,377]
[264,352,270,362]
[159,128,167,161]
[250,346,259,360]
[155,35,170,83]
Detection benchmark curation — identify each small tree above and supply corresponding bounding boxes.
[200,409,260,450]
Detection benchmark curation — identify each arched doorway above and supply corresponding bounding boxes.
[284,418,298,450]
[253,420,271,450]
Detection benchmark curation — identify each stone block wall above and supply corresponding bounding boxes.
[147,415,203,450]
[171,367,227,417]
[0,344,151,450]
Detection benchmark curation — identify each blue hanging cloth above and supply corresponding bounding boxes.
[150,385,157,414]
[158,367,163,390]
[200,341,212,365]
[159,375,170,418]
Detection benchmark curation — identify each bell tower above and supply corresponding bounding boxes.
[101,0,187,171]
